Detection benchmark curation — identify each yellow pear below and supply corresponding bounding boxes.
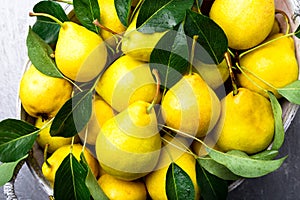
[214,88,275,154]
[97,0,126,46]
[97,174,147,200]
[42,144,99,186]
[79,95,115,145]
[193,59,229,90]
[55,21,107,82]
[209,0,275,50]
[161,73,221,138]
[35,117,73,153]
[237,33,299,98]
[268,18,280,37]
[145,135,200,200]
[121,10,167,62]
[19,64,72,119]
[95,55,158,112]
[95,101,161,181]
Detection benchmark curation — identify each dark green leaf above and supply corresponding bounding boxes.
[0,119,39,162]
[278,80,300,105]
[166,162,195,200]
[197,157,240,180]
[0,155,27,187]
[196,160,228,200]
[54,153,90,200]
[208,148,286,178]
[50,90,93,137]
[26,27,63,78]
[250,150,279,160]
[294,25,300,38]
[137,0,194,33]
[80,153,109,200]
[73,0,100,33]
[268,92,285,150]
[115,0,132,27]
[150,23,189,89]
[184,10,228,64]
[32,1,69,44]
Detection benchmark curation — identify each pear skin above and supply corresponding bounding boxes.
[121,10,167,62]
[209,0,275,50]
[95,55,158,112]
[237,33,299,98]
[55,22,107,82]
[214,88,275,154]
[95,101,161,181]
[161,73,221,138]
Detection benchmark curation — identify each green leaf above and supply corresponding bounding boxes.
[54,153,90,200]
[294,25,300,38]
[115,0,132,27]
[80,153,109,200]
[32,1,69,44]
[208,148,286,178]
[278,80,300,105]
[268,92,285,150]
[137,0,194,33]
[197,157,240,180]
[184,10,228,64]
[73,0,100,33]
[250,150,279,160]
[0,155,27,187]
[50,90,93,138]
[150,23,189,89]
[166,162,195,200]
[0,119,39,162]
[196,160,228,200]
[26,27,63,78]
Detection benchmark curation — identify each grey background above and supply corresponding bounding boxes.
[0,0,300,199]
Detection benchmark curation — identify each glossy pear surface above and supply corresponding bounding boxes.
[55,21,107,82]
[19,64,72,119]
[96,55,158,112]
[210,0,275,50]
[95,101,161,181]
[237,33,299,98]
[214,88,275,154]
[98,0,126,46]
[161,73,221,138]
[121,11,167,62]
[193,59,229,90]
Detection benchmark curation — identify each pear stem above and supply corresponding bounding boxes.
[236,64,273,95]
[29,12,64,28]
[195,0,202,14]
[158,124,209,150]
[239,32,294,59]
[161,130,195,156]
[147,69,161,114]
[64,76,83,92]
[159,123,240,160]
[189,35,199,75]
[93,19,119,35]
[129,0,144,23]
[225,51,238,95]
[43,144,51,168]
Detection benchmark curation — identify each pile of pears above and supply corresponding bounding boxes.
[16,0,300,199]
